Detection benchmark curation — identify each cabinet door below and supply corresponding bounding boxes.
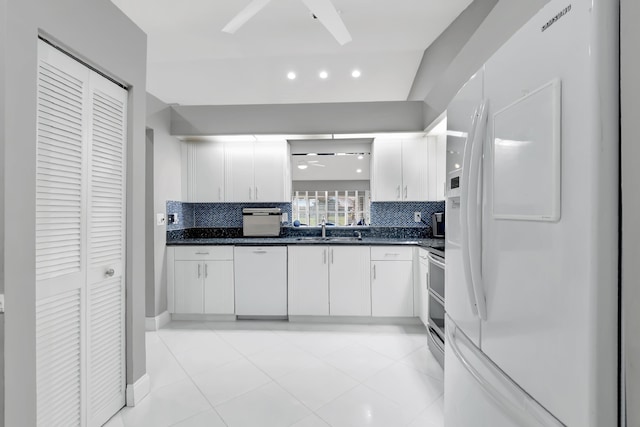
[371,260,414,317]
[372,139,403,201]
[174,261,204,313]
[225,141,255,202]
[203,260,235,314]
[401,138,429,201]
[288,246,329,315]
[329,246,371,316]
[190,141,225,202]
[435,133,447,200]
[254,140,288,202]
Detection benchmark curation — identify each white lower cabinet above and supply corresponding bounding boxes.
[329,246,372,316]
[371,247,414,317]
[169,246,235,314]
[288,245,371,316]
[288,246,329,315]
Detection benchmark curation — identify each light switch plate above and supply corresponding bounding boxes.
[282,212,288,223]
[157,213,166,226]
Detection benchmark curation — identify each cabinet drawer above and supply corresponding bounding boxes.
[174,246,234,261]
[370,246,413,261]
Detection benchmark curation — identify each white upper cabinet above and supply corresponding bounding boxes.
[372,138,429,201]
[184,139,290,203]
[225,141,256,202]
[427,133,447,201]
[186,140,225,202]
[226,140,289,202]
[253,141,289,202]
[401,138,429,201]
[371,139,403,201]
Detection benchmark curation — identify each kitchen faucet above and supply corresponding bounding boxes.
[321,216,327,238]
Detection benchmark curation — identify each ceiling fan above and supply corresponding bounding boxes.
[222,0,352,46]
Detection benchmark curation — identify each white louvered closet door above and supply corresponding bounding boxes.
[36,40,127,427]
[36,41,90,427]
[86,70,127,427]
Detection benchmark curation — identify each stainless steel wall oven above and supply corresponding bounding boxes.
[427,250,445,368]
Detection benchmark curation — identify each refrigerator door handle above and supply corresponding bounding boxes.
[446,318,565,427]
[460,104,481,316]
[467,100,489,320]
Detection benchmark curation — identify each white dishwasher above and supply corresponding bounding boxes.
[234,246,288,319]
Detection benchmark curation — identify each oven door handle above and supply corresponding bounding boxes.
[426,253,445,270]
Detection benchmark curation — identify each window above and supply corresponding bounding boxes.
[292,190,370,226]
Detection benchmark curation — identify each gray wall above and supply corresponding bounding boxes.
[147,94,182,317]
[407,0,498,101]
[418,0,550,126]
[1,0,147,424]
[621,0,639,425]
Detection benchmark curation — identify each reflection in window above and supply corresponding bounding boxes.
[292,191,370,226]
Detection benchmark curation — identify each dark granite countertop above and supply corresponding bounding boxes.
[166,226,445,253]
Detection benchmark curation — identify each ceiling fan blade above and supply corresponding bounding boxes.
[301,0,352,45]
[222,0,272,34]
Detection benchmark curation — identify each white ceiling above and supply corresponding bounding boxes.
[111,0,473,106]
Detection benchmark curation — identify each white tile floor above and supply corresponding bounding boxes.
[104,320,444,427]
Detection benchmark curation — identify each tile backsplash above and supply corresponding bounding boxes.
[166,201,293,230]
[369,201,445,228]
[168,200,445,231]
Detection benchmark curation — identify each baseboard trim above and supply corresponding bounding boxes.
[288,315,422,325]
[145,311,171,331]
[171,313,237,322]
[126,373,150,406]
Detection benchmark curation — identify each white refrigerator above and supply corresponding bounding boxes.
[444,0,619,426]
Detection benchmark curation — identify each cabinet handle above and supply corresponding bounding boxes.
[404,185,408,199]
[198,264,201,278]
[255,186,259,200]
[249,186,252,200]
[204,263,208,278]
[218,187,222,201]
[331,249,334,264]
[105,268,115,277]
[385,253,400,257]
[373,264,377,280]
[396,185,401,199]
[253,250,267,254]
[323,249,327,264]
[195,251,210,255]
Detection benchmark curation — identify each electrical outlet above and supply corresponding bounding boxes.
[414,212,422,222]
[156,213,166,226]
[281,212,289,223]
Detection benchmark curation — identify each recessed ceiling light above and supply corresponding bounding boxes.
[356,169,362,173]
[297,163,308,170]
[357,154,364,160]
[287,72,296,80]
[352,69,361,78]
[307,153,317,156]
[319,70,329,79]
